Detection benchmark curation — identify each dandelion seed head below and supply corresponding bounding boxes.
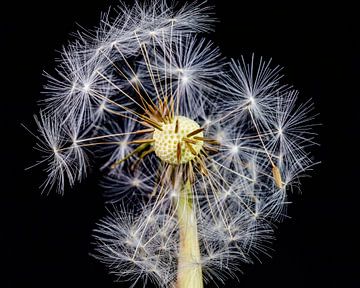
[153,116,203,164]
[30,0,318,285]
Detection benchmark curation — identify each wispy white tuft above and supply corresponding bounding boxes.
[31,0,318,286]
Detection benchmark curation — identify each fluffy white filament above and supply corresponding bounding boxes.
[32,0,317,287]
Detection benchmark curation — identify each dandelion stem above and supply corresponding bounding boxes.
[176,179,203,288]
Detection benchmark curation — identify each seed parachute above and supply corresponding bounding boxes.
[31,1,317,287]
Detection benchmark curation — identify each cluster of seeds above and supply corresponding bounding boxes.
[153,116,204,164]
[32,0,317,286]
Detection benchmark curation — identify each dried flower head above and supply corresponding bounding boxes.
[32,1,317,287]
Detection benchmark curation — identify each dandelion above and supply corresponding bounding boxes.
[31,0,317,287]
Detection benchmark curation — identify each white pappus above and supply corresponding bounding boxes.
[31,0,318,287]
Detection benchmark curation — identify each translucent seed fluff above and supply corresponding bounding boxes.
[30,0,318,287]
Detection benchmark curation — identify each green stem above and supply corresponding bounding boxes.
[176,179,203,288]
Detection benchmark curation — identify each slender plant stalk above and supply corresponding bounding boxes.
[176,179,203,288]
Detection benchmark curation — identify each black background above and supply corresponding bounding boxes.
[1,0,359,287]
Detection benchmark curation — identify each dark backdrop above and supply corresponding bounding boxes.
[1,0,359,287]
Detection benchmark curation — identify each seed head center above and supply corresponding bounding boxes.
[153,116,203,165]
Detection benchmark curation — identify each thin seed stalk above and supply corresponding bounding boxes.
[176,179,203,288]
